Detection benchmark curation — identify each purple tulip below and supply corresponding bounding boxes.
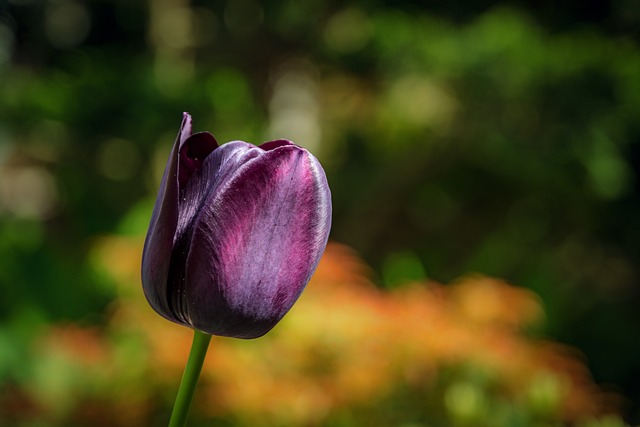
[141,113,331,339]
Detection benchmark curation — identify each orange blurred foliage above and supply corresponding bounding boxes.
[11,237,624,427]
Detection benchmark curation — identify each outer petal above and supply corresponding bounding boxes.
[141,113,218,323]
[165,140,264,324]
[141,113,190,320]
[181,141,331,338]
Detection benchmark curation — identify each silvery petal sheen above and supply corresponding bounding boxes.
[141,113,332,339]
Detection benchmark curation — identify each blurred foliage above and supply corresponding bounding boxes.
[0,241,632,427]
[1,0,640,425]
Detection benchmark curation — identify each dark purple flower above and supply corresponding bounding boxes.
[141,113,331,339]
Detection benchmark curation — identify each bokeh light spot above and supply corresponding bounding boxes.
[324,8,372,53]
[45,0,91,49]
[97,138,141,182]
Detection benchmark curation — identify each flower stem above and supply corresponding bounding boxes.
[168,329,212,427]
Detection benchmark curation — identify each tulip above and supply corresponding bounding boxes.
[141,112,332,339]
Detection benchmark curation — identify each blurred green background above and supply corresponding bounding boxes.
[1,0,639,426]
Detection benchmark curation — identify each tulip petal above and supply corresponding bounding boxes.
[142,113,219,322]
[178,131,218,188]
[178,142,331,338]
[141,113,190,320]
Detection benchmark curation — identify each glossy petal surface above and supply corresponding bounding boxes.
[141,113,331,338]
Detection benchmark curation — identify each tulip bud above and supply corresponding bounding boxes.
[141,113,332,339]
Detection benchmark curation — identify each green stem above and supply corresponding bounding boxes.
[168,329,212,427]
